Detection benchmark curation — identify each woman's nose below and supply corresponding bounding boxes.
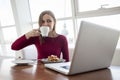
[43,22,48,26]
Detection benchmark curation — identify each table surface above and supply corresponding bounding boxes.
[0,58,120,80]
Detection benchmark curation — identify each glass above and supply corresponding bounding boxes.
[29,0,72,22]
[99,0,120,8]
[0,45,2,56]
[0,44,16,57]
[56,20,74,46]
[2,27,17,42]
[78,0,100,12]
[77,14,120,30]
[78,0,120,12]
[32,23,39,29]
[0,0,15,26]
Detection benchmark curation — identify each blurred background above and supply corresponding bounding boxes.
[0,0,120,65]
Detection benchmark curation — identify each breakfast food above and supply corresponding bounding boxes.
[48,55,60,62]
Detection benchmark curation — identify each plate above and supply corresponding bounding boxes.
[12,59,35,65]
[41,58,65,63]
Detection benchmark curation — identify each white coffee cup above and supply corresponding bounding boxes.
[40,26,49,37]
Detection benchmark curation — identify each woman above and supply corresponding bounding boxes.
[11,10,69,62]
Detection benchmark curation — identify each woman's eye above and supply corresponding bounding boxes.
[42,21,45,23]
[47,20,52,23]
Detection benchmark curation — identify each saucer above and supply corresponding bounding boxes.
[12,59,35,65]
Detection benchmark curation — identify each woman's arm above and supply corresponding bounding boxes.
[11,35,33,50]
[11,29,40,50]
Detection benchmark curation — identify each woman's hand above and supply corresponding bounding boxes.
[25,29,41,39]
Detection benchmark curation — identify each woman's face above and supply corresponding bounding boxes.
[41,14,55,31]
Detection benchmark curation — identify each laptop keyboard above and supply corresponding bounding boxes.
[61,65,70,70]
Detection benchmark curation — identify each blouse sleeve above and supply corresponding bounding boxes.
[11,35,36,50]
[61,35,69,62]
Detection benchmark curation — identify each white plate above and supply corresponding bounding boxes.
[12,60,34,65]
[41,58,65,63]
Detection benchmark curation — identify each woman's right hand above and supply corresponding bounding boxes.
[25,29,41,39]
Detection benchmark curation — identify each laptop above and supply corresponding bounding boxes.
[45,21,120,75]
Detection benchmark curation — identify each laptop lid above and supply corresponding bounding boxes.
[45,21,120,75]
[69,21,119,75]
